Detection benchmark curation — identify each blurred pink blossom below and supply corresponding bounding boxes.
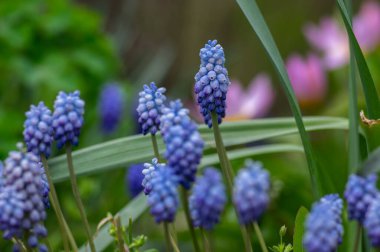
[225,73,275,120]
[353,1,380,52]
[286,54,327,107]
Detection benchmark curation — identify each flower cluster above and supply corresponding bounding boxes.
[344,174,378,223]
[364,197,380,247]
[303,194,343,252]
[189,168,227,230]
[141,158,164,195]
[0,161,3,188]
[0,145,48,251]
[194,40,230,127]
[160,100,204,189]
[233,160,270,225]
[23,102,54,158]
[52,91,85,149]
[99,83,124,134]
[136,82,166,135]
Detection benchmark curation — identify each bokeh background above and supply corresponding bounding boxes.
[1,0,380,251]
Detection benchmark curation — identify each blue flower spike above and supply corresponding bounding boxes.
[364,196,380,247]
[99,83,124,134]
[194,40,231,127]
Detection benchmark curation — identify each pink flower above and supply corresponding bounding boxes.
[304,18,349,69]
[286,54,327,107]
[353,1,380,53]
[225,73,275,120]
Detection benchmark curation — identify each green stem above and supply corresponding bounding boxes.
[151,134,161,161]
[65,144,96,252]
[180,188,201,252]
[115,216,126,252]
[200,228,211,252]
[164,222,180,252]
[211,113,252,252]
[353,224,361,252]
[41,155,77,252]
[253,222,268,252]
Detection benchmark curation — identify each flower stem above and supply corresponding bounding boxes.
[151,134,161,161]
[253,222,268,252]
[41,155,77,252]
[115,216,126,252]
[200,228,211,252]
[164,222,180,252]
[65,144,95,252]
[353,223,362,252]
[180,188,200,252]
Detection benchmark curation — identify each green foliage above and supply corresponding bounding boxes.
[270,225,293,252]
[293,207,308,252]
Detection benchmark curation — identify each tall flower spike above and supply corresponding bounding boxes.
[194,40,230,127]
[364,196,380,247]
[303,194,344,252]
[23,102,54,158]
[233,160,270,225]
[160,100,204,189]
[99,83,124,134]
[126,164,145,198]
[344,173,378,223]
[142,158,165,195]
[52,91,85,149]
[1,144,48,249]
[147,166,179,223]
[136,82,166,135]
[189,168,227,230]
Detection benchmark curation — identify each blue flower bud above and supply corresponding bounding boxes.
[23,102,54,158]
[142,158,164,195]
[189,168,227,230]
[194,40,230,127]
[126,164,144,198]
[99,83,124,134]
[344,174,378,223]
[364,196,380,247]
[303,194,343,252]
[147,165,179,223]
[233,160,270,224]
[136,82,166,135]
[52,91,85,149]
[160,100,204,189]
[0,187,25,239]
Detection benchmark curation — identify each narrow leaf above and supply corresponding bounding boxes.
[359,146,380,175]
[293,207,308,252]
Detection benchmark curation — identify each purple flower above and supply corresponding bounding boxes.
[364,196,380,247]
[225,74,274,120]
[304,18,349,69]
[286,54,327,107]
[99,83,124,134]
[353,1,380,53]
[126,164,144,198]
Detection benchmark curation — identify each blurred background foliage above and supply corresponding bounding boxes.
[0,0,379,251]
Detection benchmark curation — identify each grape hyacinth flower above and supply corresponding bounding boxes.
[126,164,144,198]
[1,144,48,250]
[99,83,124,134]
[0,161,3,188]
[194,40,230,127]
[23,102,54,158]
[233,160,271,225]
[160,100,204,189]
[136,82,166,135]
[142,158,165,195]
[39,163,50,209]
[147,166,179,223]
[189,168,227,230]
[52,91,85,149]
[344,173,378,223]
[303,194,344,252]
[364,196,380,247]
[286,54,327,107]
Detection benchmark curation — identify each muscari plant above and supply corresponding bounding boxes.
[2,0,380,251]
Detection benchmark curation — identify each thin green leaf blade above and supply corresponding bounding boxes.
[293,207,308,252]
[235,0,320,197]
[359,146,380,175]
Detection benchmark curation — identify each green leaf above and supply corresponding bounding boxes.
[337,0,380,119]
[293,207,308,252]
[235,0,320,197]
[358,146,380,175]
[49,117,348,182]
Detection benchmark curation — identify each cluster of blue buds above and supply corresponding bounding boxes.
[364,197,380,247]
[160,100,204,189]
[233,160,270,224]
[136,82,166,135]
[344,174,378,223]
[303,194,343,252]
[189,168,227,230]
[52,91,85,149]
[126,164,145,198]
[194,40,230,127]
[142,158,165,195]
[23,102,54,158]
[99,83,124,134]
[144,160,179,223]
[0,144,48,251]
